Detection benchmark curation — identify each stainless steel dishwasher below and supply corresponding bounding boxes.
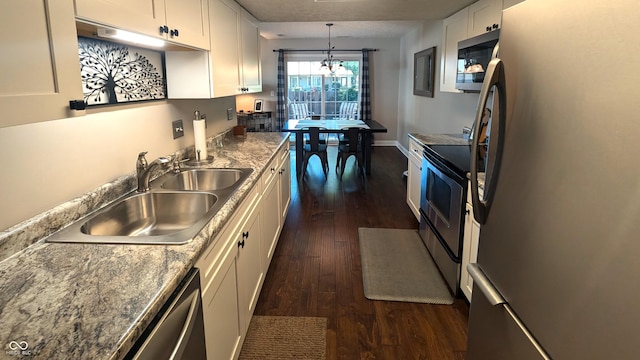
[125,268,207,360]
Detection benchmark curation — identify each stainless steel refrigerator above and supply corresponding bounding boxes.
[466,0,640,359]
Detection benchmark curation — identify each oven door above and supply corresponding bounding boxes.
[419,156,465,261]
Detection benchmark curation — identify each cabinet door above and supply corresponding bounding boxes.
[208,0,242,97]
[467,0,503,37]
[164,0,210,50]
[407,156,422,221]
[201,243,242,360]
[236,207,263,334]
[74,0,164,39]
[261,168,280,273]
[461,202,481,301]
[1,0,84,128]
[239,9,262,93]
[279,148,291,223]
[440,7,468,93]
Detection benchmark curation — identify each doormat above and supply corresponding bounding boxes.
[358,227,454,304]
[239,316,327,359]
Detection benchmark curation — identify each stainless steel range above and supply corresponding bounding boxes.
[419,144,482,295]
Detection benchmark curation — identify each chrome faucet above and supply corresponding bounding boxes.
[136,151,171,192]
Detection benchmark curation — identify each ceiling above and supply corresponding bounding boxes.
[235,0,477,39]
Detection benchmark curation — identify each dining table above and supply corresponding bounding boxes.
[282,119,388,178]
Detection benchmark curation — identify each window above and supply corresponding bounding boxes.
[286,57,360,120]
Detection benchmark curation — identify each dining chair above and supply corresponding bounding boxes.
[339,102,358,120]
[336,127,364,180]
[301,127,329,179]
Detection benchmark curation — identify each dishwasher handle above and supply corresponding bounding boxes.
[170,289,201,360]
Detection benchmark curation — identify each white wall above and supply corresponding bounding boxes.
[0,97,236,231]
[237,36,401,143]
[397,20,481,149]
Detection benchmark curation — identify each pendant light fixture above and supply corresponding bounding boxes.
[319,23,345,76]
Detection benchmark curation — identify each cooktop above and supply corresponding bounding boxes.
[424,144,485,180]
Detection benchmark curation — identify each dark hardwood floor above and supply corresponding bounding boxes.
[254,145,470,360]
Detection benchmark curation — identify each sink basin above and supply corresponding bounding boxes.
[46,168,253,245]
[80,192,217,237]
[157,168,249,191]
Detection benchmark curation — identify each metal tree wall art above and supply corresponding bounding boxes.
[78,37,166,105]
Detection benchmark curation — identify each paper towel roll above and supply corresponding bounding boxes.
[194,119,207,160]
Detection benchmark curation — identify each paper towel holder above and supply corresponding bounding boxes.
[185,151,214,166]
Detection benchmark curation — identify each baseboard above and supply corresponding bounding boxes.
[372,140,398,147]
[395,142,409,158]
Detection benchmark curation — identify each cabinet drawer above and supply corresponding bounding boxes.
[408,138,423,164]
[261,155,279,189]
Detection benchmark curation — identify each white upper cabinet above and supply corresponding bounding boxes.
[208,0,242,97]
[239,8,262,93]
[74,0,210,50]
[440,7,468,93]
[1,0,84,128]
[163,0,210,49]
[467,0,503,38]
[165,0,262,98]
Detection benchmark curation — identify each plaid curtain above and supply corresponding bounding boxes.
[359,49,371,121]
[276,49,286,131]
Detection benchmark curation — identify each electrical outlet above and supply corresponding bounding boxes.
[172,119,184,139]
[270,90,275,97]
[227,108,233,121]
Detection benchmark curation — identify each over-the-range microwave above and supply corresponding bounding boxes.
[456,30,500,92]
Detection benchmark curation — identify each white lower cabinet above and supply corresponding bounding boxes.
[261,161,281,272]
[461,189,481,302]
[197,142,291,358]
[260,144,291,273]
[406,137,423,221]
[236,204,263,334]
[201,241,241,360]
[279,148,292,225]
[197,183,260,359]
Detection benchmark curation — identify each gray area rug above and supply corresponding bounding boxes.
[358,227,454,304]
[239,316,327,359]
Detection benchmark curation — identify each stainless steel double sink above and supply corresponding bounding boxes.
[47,168,253,245]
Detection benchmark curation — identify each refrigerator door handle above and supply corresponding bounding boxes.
[467,263,505,306]
[468,263,552,359]
[471,58,507,224]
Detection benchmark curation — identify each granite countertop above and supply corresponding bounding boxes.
[0,132,289,360]
[409,132,470,146]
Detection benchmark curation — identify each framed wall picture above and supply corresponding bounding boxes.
[413,47,436,97]
[254,99,264,112]
[78,36,166,106]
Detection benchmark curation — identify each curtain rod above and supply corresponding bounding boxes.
[272,48,378,53]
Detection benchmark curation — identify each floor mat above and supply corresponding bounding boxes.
[239,316,327,359]
[358,227,454,304]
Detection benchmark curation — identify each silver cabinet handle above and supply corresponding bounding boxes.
[169,289,201,360]
[471,57,507,225]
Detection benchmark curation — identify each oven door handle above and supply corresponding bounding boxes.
[471,57,507,225]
